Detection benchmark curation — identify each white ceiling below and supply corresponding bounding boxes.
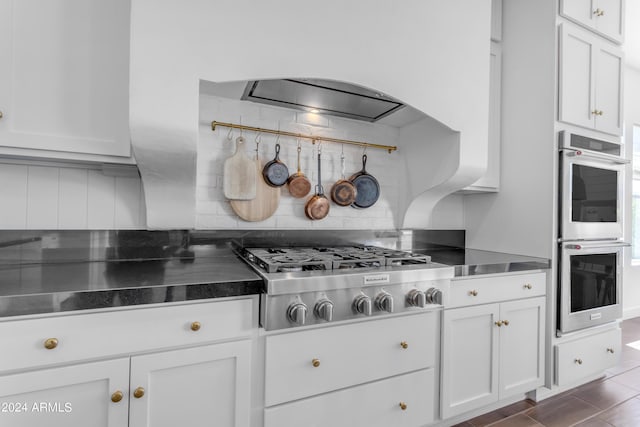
[625,1,640,70]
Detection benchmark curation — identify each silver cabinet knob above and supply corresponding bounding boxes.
[287,302,308,325]
[353,294,372,316]
[314,299,334,322]
[375,291,394,313]
[425,287,442,304]
[407,289,426,308]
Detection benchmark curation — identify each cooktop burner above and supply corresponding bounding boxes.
[242,246,430,273]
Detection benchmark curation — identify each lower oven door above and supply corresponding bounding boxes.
[559,240,626,334]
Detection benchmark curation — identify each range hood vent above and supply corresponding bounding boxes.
[241,79,405,122]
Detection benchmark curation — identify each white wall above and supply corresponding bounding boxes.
[130,0,491,228]
[0,162,146,229]
[196,93,466,230]
[623,65,640,318]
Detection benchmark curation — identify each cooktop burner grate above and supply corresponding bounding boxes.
[242,246,430,273]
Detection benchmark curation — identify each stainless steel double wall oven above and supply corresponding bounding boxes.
[558,131,628,334]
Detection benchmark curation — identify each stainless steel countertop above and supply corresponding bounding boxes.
[417,247,551,276]
[0,236,550,318]
[0,246,263,318]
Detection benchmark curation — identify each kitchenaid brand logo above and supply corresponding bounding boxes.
[363,274,390,285]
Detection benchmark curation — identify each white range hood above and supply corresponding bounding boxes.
[129,0,491,229]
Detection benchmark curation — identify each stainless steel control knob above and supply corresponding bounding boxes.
[314,299,334,322]
[425,287,442,305]
[407,289,426,308]
[353,294,372,316]
[287,302,308,325]
[375,291,394,313]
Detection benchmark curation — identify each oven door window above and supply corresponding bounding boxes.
[570,253,617,313]
[572,164,617,223]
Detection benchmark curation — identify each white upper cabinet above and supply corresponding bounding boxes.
[0,0,131,160]
[558,23,623,136]
[560,0,624,43]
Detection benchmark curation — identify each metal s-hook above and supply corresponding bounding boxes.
[254,133,261,160]
[226,127,233,141]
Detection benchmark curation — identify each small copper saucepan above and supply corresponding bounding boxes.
[305,150,330,220]
[287,142,311,198]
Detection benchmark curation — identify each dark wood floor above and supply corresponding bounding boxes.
[454,317,640,427]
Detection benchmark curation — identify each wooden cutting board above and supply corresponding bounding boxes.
[230,159,280,221]
[223,136,256,200]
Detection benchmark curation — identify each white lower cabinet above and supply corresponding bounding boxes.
[0,341,251,427]
[441,295,545,419]
[555,327,621,387]
[0,298,256,427]
[0,358,129,427]
[263,311,440,427]
[129,341,251,427]
[264,369,434,427]
[264,312,437,406]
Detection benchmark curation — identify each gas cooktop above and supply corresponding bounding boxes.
[238,245,454,331]
[242,246,432,273]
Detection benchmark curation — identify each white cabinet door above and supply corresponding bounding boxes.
[441,304,500,419]
[129,340,252,427]
[596,0,624,42]
[559,24,596,130]
[0,358,129,427]
[558,23,623,136]
[499,297,546,398]
[594,42,623,135]
[560,0,624,43]
[0,0,131,159]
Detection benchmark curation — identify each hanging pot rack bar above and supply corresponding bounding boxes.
[211,120,397,153]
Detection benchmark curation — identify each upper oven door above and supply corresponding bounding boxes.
[560,149,627,241]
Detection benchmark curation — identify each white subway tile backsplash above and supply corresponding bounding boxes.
[296,112,330,127]
[259,106,296,123]
[196,214,238,229]
[197,94,409,230]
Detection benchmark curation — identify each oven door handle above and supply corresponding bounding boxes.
[561,148,630,165]
[563,242,631,250]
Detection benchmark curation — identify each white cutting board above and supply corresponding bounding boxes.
[223,136,256,200]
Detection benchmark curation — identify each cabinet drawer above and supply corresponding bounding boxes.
[264,368,435,427]
[0,297,255,373]
[555,327,621,387]
[265,311,438,406]
[449,272,545,308]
